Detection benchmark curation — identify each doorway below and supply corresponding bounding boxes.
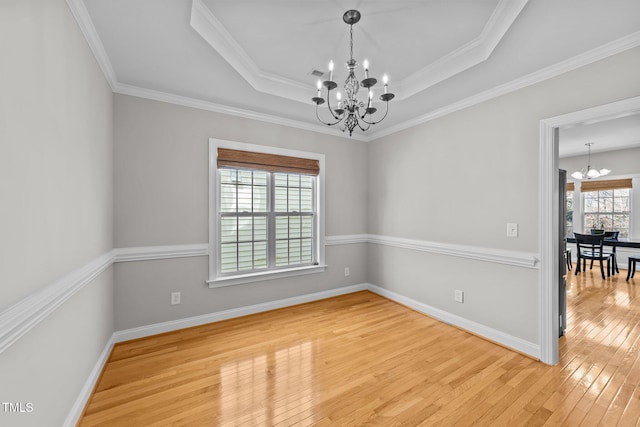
[539,95,640,365]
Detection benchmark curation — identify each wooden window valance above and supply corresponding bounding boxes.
[580,178,632,192]
[217,148,320,175]
[566,182,575,192]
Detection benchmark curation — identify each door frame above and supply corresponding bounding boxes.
[539,95,640,365]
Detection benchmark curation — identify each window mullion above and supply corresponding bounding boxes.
[268,172,276,269]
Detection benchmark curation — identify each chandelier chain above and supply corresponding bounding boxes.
[349,24,354,61]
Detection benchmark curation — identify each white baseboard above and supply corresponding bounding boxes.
[113,281,540,359]
[114,283,368,342]
[366,283,541,360]
[63,334,115,427]
[65,281,540,425]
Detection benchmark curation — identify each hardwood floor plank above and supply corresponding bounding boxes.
[78,269,640,426]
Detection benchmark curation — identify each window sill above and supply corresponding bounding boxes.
[207,264,327,288]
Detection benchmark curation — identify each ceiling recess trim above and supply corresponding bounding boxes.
[398,0,528,100]
[189,0,528,103]
[190,0,312,104]
[66,0,640,143]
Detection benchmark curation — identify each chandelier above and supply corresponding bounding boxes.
[571,142,611,180]
[311,10,395,136]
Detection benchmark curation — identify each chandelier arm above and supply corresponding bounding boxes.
[360,101,390,125]
[315,104,343,126]
[356,117,371,132]
[358,96,372,120]
[325,88,343,120]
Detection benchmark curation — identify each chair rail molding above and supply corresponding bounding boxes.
[0,251,116,354]
[366,234,539,269]
[0,235,539,354]
[114,243,209,262]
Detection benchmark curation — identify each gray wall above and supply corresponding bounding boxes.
[367,47,640,346]
[0,0,114,425]
[113,95,369,330]
[560,146,640,179]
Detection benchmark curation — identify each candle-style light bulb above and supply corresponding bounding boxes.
[382,74,389,94]
[369,89,373,100]
[316,79,322,97]
[336,91,342,101]
[328,60,334,82]
[363,59,369,78]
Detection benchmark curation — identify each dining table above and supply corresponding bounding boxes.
[566,236,640,278]
[566,236,640,249]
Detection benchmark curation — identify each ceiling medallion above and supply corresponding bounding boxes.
[312,10,395,136]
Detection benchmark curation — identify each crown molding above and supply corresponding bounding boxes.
[369,30,640,141]
[113,82,368,142]
[69,0,640,143]
[65,0,118,90]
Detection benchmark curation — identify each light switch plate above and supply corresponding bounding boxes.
[454,290,464,303]
[171,292,181,305]
[507,223,519,237]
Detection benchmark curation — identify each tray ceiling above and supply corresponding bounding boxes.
[77,0,640,141]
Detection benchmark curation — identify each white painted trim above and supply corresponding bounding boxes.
[208,138,327,284]
[114,284,368,342]
[369,31,640,141]
[64,280,539,424]
[113,83,368,142]
[367,284,540,359]
[65,0,117,90]
[0,251,116,354]
[368,234,539,269]
[399,0,527,99]
[189,0,526,103]
[189,0,312,104]
[325,234,370,245]
[63,335,115,427]
[539,95,640,366]
[207,265,328,288]
[114,244,208,263]
[68,0,640,144]
[539,123,559,366]
[0,233,540,353]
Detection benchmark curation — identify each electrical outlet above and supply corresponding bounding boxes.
[344,267,350,277]
[454,290,464,303]
[507,223,519,237]
[171,292,181,305]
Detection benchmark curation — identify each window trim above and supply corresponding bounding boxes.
[207,138,326,287]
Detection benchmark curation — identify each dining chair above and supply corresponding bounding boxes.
[603,231,620,274]
[628,256,639,281]
[565,248,572,270]
[574,233,612,280]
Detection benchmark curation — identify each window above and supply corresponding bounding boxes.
[581,179,632,238]
[208,139,325,287]
[565,189,574,238]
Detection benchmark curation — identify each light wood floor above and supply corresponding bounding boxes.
[79,270,640,426]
